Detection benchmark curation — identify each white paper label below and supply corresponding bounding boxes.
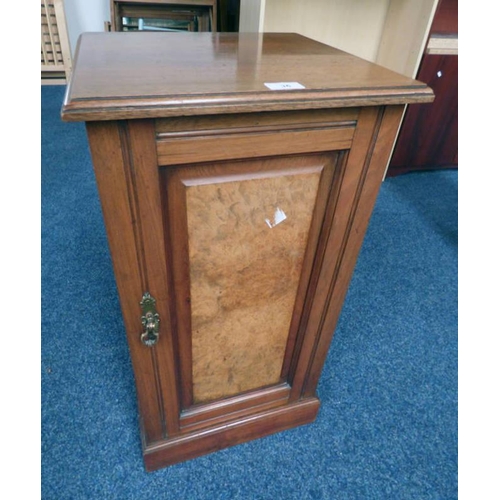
[264,82,306,91]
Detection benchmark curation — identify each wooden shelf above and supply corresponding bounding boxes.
[240,0,440,78]
[427,34,458,55]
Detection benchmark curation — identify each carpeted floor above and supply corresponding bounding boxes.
[42,85,457,499]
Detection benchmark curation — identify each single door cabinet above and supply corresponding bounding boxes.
[61,32,433,471]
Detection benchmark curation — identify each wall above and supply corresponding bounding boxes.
[263,0,391,62]
[63,0,109,55]
[63,0,437,77]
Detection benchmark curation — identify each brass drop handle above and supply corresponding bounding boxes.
[140,292,160,347]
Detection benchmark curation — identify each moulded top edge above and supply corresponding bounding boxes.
[61,32,434,122]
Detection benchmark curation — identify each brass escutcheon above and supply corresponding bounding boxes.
[140,292,160,347]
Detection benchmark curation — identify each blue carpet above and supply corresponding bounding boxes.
[42,85,457,499]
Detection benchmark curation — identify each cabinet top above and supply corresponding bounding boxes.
[61,32,433,122]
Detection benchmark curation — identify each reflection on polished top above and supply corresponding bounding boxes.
[61,32,433,121]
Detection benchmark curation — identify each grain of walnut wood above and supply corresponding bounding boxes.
[62,33,433,122]
[185,165,321,403]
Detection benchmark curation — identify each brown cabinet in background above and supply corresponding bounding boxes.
[110,0,218,32]
[389,53,457,175]
[61,32,433,471]
[388,0,457,176]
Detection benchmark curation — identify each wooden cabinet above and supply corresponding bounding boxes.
[110,0,218,32]
[61,32,432,471]
[389,53,457,175]
[388,0,458,175]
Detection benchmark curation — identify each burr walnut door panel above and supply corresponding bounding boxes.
[159,151,346,419]
[162,155,330,407]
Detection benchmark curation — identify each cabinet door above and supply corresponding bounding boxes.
[389,53,458,175]
[164,154,335,407]
[154,109,353,425]
[86,105,404,468]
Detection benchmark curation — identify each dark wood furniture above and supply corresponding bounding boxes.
[388,0,457,176]
[61,32,433,471]
[110,0,217,32]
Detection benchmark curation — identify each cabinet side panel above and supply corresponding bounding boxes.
[125,120,181,437]
[300,105,406,397]
[86,121,166,443]
[185,166,321,403]
[287,106,405,400]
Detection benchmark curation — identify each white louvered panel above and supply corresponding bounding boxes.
[41,0,72,82]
